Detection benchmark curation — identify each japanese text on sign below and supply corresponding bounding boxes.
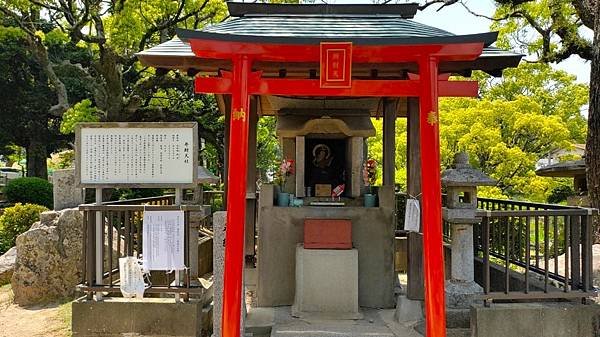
[142,211,185,271]
[77,124,196,186]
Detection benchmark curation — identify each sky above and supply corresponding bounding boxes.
[328,0,592,84]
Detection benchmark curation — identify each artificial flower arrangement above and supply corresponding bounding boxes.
[277,158,295,189]
[363,158,377,194]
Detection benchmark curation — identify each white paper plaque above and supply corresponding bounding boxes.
[76,122,197,187]
[404,198,421,232]
[142,210,185,271]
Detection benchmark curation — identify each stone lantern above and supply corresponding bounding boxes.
[441,152,495,308]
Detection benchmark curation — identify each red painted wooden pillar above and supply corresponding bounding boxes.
[418,56,447,337]
[222,55,251,337]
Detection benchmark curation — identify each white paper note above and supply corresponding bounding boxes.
[142,210,185,271]
[404,198,421,232]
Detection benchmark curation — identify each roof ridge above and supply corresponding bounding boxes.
[226,2,419,19]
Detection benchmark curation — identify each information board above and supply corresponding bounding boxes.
[75,122,198,187]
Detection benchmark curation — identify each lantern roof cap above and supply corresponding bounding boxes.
[441,152,496,187]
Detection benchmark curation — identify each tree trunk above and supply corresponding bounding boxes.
[586,1,600,241]
[26,139,48,179]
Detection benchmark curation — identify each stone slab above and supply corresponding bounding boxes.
[292,245,359,318]
[72,297,203,337]
[52,168,84,211]
[394,295,423,323]
[471,302,600,337]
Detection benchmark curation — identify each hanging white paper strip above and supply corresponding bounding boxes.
[142,210,185,271]
[404,198,421,232]
[119,257,146,299]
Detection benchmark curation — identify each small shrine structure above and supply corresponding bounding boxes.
[137,3,522,337]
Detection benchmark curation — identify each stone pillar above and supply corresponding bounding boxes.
[212,211,245,337]
[52,169,84,211]
[441,152,495,308]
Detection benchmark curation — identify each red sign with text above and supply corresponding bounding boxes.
[320,42,352,88]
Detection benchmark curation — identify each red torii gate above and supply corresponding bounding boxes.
[187,37,483,337]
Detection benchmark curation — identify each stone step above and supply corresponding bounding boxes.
[445,308,470,329]
[270,320,396,337]
[447,328,471,337]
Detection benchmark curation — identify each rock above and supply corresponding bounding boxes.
[0,247,17,285]
[11,208,83,305]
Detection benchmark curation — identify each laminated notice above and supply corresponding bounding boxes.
[142,211,185,271]
[404,198,421,232]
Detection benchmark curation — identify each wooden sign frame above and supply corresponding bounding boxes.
[75,122,199,188]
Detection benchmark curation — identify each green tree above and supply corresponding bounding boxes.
[439,0,599,228]
[439,64,587,201]
[0,26,72,179]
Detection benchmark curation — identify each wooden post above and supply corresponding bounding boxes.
[222,55,251,337]
[175,188,183,303]
[245,97,258,258]
[383,98,396,187]
[418,56,446,337]
[94,187,103,301]
[406,97,424,300]
[223,95,231,206]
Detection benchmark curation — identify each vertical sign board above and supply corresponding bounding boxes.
[75,122,198,188]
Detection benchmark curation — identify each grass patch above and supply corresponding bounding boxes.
[57,299,73,336]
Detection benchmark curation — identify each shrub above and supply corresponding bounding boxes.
[547,184,575,204]
[4,177,53,208]
[0,203,48,254]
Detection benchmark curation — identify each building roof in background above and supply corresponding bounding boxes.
[536,160,586,178]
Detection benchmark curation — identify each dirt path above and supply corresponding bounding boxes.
[0,285,71,337]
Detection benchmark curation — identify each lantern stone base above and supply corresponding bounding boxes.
[292,244,362,319]
[445,279,483,309]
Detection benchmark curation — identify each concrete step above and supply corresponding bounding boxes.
[445,308,470,329]
[412,308,470,333]
[447,328,471,337]
[414,320,471,337]
[271,321,396,337]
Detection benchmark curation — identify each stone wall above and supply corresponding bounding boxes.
[11,208,83,305]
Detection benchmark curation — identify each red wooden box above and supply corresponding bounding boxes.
[303,219,352,249]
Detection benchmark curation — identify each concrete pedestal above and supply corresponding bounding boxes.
[72,297,204,336]
[292,244,361,319]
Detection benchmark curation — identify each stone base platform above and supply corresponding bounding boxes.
[245,306,422,337]
[72,297,205,337]
[471,302,600,337]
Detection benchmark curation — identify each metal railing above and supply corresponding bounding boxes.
[475,208,597,302]
[395,192,598,302]
[77,203,204,300]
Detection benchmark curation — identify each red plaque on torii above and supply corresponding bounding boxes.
[320,42,352,88]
